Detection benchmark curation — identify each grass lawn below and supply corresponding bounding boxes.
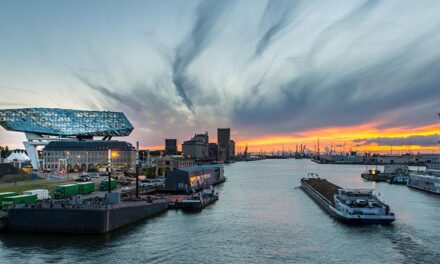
[0,180,75,193]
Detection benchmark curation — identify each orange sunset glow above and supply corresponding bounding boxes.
[235,122,440,153]
[139,121,440,154]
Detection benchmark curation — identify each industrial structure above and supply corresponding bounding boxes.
[165,164,225,192]
[155,155,194,177]
[182,132,210,161]
[165,139,178,155]
[218,128,235,162]
[0,108,134,169]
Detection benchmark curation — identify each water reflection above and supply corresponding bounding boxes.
[1,159,440,263]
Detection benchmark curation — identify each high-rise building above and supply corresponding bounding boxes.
[218,128,231,162]
[165,139,177,155]
[209,143,219,161]
[229,140,235,160]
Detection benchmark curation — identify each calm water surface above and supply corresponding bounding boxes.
[1,159,439,263]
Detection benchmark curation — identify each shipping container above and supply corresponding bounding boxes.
[2,194,37,210]
[0,192,19,210]
[54,184,80,199]
[23,189,50,200]
[99,180,117,191]
[77,182,95,194]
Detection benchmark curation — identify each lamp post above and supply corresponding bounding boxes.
[107,149,112,193]
[136,141,139,198]
[66,151,70,180]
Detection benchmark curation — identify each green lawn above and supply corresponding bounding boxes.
[0,180,75,193]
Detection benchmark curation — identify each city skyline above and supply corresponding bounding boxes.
[1,0,440,153]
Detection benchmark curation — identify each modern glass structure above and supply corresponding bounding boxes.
[0,108,133,137]
[0,108,134,169]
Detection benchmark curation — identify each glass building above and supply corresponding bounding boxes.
[0,108,133,137]
[0,108,134,169]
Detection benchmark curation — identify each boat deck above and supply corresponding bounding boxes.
[302,178,341,204]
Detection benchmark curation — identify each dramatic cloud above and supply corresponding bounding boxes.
[354,134,440,147]
[254,0,301,57]
[1,0,440,147]
[172,0,234,112]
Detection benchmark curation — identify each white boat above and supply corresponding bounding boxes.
[407,169,440,194]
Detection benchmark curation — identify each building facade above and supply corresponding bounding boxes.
[165,139,177,155]
[155,155,194,177]
[165,165,224,192]
[42,141,136,172]
[229,140,235,160]
[0,108,134,169]
[182,132,210,160]
[218,128,231,162]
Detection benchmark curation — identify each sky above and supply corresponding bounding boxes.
[0,0,440,153]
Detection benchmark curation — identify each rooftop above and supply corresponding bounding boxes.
[0,108,133,137]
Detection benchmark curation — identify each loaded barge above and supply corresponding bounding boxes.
[301,175,395,225]
[6,194,167,234]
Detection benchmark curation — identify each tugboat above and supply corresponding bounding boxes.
[386,164,409,184]
[361,167,388,181]
[301,173,395,225]
[387,174,409,184]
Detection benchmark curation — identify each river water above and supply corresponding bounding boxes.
[1,159,439,263]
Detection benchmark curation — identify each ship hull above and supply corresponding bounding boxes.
[407,174,440,194]
[301,179,395,225]
[7,201,168,234]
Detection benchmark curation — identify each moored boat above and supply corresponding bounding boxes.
[301,174,395,225]
[387,174,409,184]
[182,188,219,210]
[361,168,388,182]
[407,170,440,194]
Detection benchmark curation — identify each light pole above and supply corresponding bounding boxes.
[107,149,112,193]
[136,141,139,198]
[66,151,70,180]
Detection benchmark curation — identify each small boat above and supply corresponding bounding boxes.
[182,188,219,210]
[182,193,205,210]
[387,174,409,184]
[361,168,388,181]
[202,188,219,200]
[301,174,395,225]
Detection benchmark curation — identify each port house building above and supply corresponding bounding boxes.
[0,108,134,169]
[165,164,225,192]
[42,141,136,172]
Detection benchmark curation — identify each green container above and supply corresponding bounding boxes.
[0,192,19,210]
[99,180,117,191]
[77,182,95,194]
[2,194,37,210]
[54,184,81,199]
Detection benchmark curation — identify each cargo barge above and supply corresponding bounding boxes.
[301,175,395,225]
[6,196,167,234]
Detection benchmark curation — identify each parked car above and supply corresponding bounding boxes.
[75,175,91,182]
[121,186,132,192]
